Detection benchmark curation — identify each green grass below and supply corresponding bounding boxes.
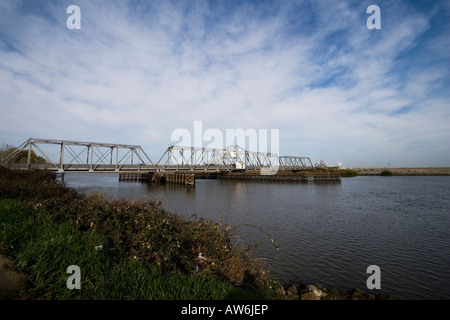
[0,198,271,300]
[0,167,280,299]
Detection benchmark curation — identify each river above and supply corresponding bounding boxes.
[62,173,450,300]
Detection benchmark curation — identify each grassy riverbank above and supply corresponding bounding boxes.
[0,167,280,299]
[336,167,450,177]
[353,167,450,176]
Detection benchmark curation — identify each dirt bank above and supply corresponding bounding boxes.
[0,252,27,299]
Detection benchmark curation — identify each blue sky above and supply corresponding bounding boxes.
[1,0,449,167]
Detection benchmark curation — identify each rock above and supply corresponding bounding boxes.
[306,284,319,294]
[284,283,300,300]
[351,288,366,300]
[276,286,287,298]
[301,292,320,300]
[281,278,396,300]
[351,287,377,300]
[306,284,327,298]
[321,289,342,300]
[296,280,308,292]
[0,254,27,299]
[376,292,396,300]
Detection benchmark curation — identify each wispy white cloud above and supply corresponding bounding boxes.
[0,0,449,166]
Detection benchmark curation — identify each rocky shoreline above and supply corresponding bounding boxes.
[281,280,395,300]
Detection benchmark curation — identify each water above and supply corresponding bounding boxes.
[62,173,450,299]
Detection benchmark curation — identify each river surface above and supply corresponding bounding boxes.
[62,173,450,300]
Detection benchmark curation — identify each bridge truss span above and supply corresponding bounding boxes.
[3,138,316,173]
[3,138,155,172]
[156,144,281,172]
[279,156,314,171]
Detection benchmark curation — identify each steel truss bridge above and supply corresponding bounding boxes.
[2,138,314,173]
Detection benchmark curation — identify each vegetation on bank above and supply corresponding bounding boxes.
[0,167,280,299]
[380,170,393,176]
[0,143,46,165]
[337,169,358,177]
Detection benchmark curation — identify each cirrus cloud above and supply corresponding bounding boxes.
[0,0,449,166]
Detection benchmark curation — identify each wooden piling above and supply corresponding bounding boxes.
[119,169,341,186]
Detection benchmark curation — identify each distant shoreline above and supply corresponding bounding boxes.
[350,167,450,176]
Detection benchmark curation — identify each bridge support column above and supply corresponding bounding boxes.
[89,144,94,172]
[27,140,32,170]
[59,142,65,172]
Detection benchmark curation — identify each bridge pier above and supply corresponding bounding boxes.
[118,170,341,186]
[118,172,154,182]
[118,172,196,186]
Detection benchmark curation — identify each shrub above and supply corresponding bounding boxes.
[380,170,393,176]
[339,169,358,177]
[0,167,280,299]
